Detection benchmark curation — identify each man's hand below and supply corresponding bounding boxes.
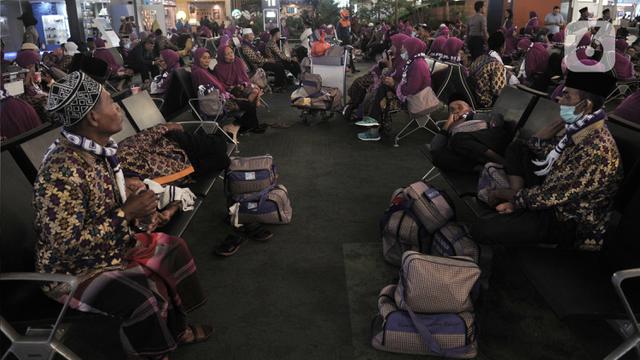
[496,202,515,214]
[164,123,183,132]
[121,189,157,222]
[383,76,395,87]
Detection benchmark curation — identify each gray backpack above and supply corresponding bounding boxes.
[402,181,454,233]
[371,284,478,358]
[380,189,432,266]
[225,155,277,195]
[431,223,480,264]
[477,162,510,205]
[232,185,292,225]
[395,251,481,314]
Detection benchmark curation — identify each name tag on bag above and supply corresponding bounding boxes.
[245,172,256,180]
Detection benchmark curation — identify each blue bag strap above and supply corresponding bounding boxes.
[399,275,475,357]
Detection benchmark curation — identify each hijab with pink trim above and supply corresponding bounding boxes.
[191,47,228,95]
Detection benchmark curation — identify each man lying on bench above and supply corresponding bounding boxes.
[429,93,511,173]
[35,71,212,360]
[472,69,622,251]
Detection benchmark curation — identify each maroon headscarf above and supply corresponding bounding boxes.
[93,47,119,74]
[212,35,251,90]
[616,39,629,53]
[613,91,640,122]
[191,47,228,95]
[428,35,447,59]
[518,38,549,77]
[390,33,410,82]
[552,30,565,43]
[156,49,181,92]
[399,37,431,96]
[95,38,106,48]
[160,49,180,72]
[15,49,40,69]
[441,37,464,63]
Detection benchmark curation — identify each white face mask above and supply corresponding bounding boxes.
[400,51,409,61]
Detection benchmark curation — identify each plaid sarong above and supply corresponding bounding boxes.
[56,232,206,359]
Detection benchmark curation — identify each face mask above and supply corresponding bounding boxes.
[400,51,408,61]
[559,102,584,124]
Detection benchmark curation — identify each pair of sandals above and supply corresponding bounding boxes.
[214,223,274,257]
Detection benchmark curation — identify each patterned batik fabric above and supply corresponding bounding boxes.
[265,39,290,63]
[53,232,206,359]
[241,43,267,68]
[118,125,194,184]
[34,138,135,279]
[514,120,623,251]
[468,54,507,108]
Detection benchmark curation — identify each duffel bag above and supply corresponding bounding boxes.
[232,185,292,224]
[395,251,480,314]
[402,181,454,233]
[381,189,431,266]
[225,155,277,195]
[371,284,478,358]
[431,223,480,264]
[477,162,509,205]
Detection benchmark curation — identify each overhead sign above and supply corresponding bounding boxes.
[263,0,279,9]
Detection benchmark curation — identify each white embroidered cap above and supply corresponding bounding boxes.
[46,71,103,127]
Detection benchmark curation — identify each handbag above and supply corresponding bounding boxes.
[406,86,441,115]
[198,88,224,117]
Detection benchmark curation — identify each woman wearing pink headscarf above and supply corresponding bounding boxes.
[524,11,539,35]
[612,39,635,80]
[150,49,181,95]
[440,37,465,64]
[428,33,448,61]
[93,38,123,75]
[354,33,409,140]
[501,9,517,58]
[191,47,261,141]
[516,38,549,85]
[397,37,431,100]
[15,45,51,123]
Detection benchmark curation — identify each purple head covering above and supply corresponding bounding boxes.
[613,51,634,80]
[160,49,180,71]
[191,48,228,94]
[522,42,549,78]
[15,49,40,69]
[525,12,539,34]
[390,33,410,81]
[616,39,629,53]
[552,31,565,43]
[95,38,106,48]
[403,25,414,36]
[93,47,119,74]
[16,50,40,69]
[212,35,250,89]
[613,91,640,122]
[404,37,427,58]
[429,35,447,58]
[441,37,464,63]
[399,37,431,98]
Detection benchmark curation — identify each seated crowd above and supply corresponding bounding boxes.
[1,3,640,359]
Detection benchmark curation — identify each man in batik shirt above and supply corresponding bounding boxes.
[473,69,622,251]
[34,71,212,359]
[265,27,300,80]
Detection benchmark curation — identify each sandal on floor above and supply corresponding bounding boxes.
[235,223,273,242]
[213,235,245,256]
[178,324,213,346]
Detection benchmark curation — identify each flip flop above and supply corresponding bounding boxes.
[178,324,213,346]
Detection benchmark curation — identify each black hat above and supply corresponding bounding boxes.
[448,92,468,105]
[579,7,588,13]
[565,69,616,98]
[269,27,280,36]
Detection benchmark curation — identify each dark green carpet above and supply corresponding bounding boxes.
[59,71,624,359]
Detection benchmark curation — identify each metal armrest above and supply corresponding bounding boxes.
[150,97,165,110]
[175,120,237,145]
[1,272,80,359]
[605,268,640,360]
[187,98,224,123]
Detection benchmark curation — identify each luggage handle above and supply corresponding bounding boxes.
[400,275,475,357]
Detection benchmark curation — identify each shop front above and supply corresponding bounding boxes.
[189,1,228,23]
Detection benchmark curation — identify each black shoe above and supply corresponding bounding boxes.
[213,234,246,256]
[234,223,274,242]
